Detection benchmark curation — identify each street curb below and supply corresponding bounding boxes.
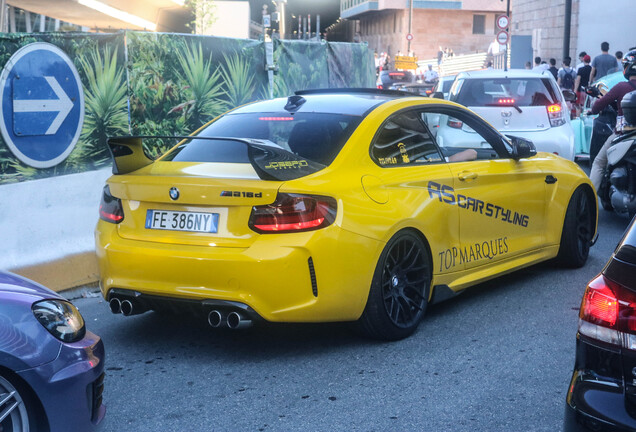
[10,251,99,293]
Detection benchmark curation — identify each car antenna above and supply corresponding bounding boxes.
[284,95,306,112]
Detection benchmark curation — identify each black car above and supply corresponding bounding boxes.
[378,70,415,89]
[565,216,636,431]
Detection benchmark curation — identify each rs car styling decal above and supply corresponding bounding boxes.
[427,181,529,227]
[438,237,509,271]
[264,160,309,170]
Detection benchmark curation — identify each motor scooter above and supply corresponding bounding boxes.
[598,91,636,217]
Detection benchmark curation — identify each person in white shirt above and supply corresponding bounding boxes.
[532,56,549,72]
[423,64,439,83]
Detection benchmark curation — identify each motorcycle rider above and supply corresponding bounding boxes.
[589,49,636,192]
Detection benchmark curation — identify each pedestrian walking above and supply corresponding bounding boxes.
[575,54,592,105]
[590,41,618,82]
[557,57,576,91]
[548,58,558,80]
[532,56,548,72]
[575,51,587,72]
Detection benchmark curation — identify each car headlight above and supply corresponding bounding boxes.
[32,300,86,343]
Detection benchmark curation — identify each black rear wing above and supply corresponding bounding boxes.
[106,135,325,181]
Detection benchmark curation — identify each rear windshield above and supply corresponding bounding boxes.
[163,112,362,166]
[453,78,558,107]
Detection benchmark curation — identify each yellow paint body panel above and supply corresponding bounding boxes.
[96,96,597,322]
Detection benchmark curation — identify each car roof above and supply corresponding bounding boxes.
[231,91,417,117]
[455,69,553,79]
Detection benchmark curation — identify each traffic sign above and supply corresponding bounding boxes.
[496,14,509,30]
[263,14,271,28]
[0,43,84,168]
[496,30,509,46]
[406,33,413,41]
[394,55,418,70]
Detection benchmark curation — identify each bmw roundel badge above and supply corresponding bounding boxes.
[169,187,180,200]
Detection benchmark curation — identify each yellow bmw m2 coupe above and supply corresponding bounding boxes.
[96,89,597,340]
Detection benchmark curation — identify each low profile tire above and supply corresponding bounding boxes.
[0,374,31,432]
[359,230,431,341]
[556,187,594,268]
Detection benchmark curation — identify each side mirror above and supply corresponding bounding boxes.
[430,91,444,99]
[562,89,577,102]
[507,135,537,160]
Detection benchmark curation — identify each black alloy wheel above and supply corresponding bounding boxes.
[360,231,431,340]
[557,187,593,268]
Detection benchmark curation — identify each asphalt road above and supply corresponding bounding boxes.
[73,200,632,432]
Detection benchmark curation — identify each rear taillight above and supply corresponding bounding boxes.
[447,119,463,129]
[579,274,636,348]
[249,193,337,234]
[99,185,124,224]
[547,103,566,127]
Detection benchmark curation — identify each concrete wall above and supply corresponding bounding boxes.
[0,168,111,290]
[509,0,579,62]
[577,0,636,59]
[358,9,501,59]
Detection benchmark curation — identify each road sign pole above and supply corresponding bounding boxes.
[407,0,413,53]
[505,0,510,71]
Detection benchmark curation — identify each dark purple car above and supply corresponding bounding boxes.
[0,271,105,431]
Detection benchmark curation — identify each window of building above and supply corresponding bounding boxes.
[473,14,485,34]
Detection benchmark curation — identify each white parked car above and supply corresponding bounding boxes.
[436,70,575,160]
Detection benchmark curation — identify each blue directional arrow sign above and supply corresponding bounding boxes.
[0,42,84,168]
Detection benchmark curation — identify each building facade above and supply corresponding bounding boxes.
[510,0,636,66]
[338,0,506,59]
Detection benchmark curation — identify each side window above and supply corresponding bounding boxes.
[371,111,443,167]
[423,107,506,161]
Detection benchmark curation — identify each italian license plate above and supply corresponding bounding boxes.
[145,210,219,233]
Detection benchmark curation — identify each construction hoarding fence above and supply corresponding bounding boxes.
[0,31,374,184]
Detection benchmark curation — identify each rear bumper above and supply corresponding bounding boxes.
[564,337,636,432]
[564,377,636,432]
[18,331,105,431]
[96,220,383,322]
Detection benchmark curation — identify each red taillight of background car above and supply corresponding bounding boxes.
[547,103,566,127]
[447,118,463,129]
[249,193,337,234]
[579,274,636,348]
[581,276,618,327]
[99,185,124,224]
[497,98,516,105]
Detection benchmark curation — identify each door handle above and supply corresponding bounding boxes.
[458,171,478,181]
[545,175,558,184]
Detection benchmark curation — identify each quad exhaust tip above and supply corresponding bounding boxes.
[120,299,134,316]
[207,310,253,329]
[109,297,122,314]
[207,310,223,328]
[226,311,252,329]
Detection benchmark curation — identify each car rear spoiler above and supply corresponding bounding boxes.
[106,135,325,180]
[107,136,155,175]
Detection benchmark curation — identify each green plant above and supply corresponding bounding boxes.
[77,46,129,164]
[220,52,261,107]
[175,42,226,129]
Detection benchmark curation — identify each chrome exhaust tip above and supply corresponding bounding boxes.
[226,311,252,329]
[120,299,134,316]
[109,297,122,314]
[207,310,223,328]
